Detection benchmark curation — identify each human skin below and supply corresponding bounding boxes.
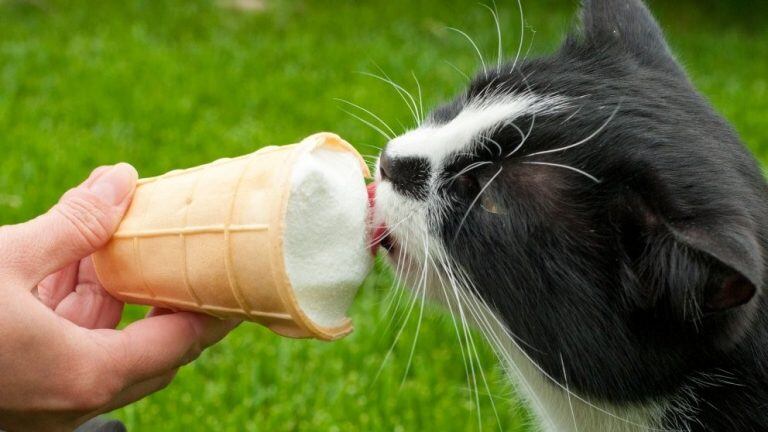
[0,164,239,432]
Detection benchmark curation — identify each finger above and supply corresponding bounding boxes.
[0,163,138,286]
[51,257,125,329]
[36,261,79,309]
[55,283,125,329]
[100,312,239,385]
[78,256,104,288]
[145,307,175,318]
[40,258,124,329]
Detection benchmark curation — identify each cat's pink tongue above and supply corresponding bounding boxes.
[368,183,385,256]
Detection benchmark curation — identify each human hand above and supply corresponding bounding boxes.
[0,164,239,432]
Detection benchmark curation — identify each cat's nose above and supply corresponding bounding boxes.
[378,152,430,199]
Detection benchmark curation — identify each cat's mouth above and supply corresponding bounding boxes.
[379,231,395,252]
[368,182,397,255]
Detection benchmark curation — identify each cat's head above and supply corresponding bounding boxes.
[373,0,767,402]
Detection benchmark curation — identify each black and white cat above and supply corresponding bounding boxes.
[371,1,768,431]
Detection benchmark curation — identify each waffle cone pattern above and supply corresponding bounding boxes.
[93,133,370,341]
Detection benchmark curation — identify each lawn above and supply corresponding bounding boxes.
[0,1,765,431]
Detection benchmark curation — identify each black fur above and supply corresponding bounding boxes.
[385,0,768,429]
[379,153,431,200]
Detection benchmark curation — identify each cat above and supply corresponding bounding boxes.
[371,1,768,431]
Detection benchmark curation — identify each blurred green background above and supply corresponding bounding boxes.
[0,0,765,430]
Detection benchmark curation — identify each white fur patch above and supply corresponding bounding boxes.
[384,94,568,170]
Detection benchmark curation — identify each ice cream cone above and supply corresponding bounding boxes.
[92,133,371,341]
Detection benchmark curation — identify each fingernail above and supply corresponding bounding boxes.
[89,163,139,205]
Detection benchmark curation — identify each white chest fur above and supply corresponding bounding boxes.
[456,289,666,432]
[496,338,663,432]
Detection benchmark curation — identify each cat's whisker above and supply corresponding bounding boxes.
[334,98,397,138]
[356,142,384,152]
[447,27,488,78]
[442,255,483,429]
[428,254,474,420]
[359,68,421,127]
[372,65,422,123]
[457,285,502,430]
[383,236,413,331]
[505,121,527,157]
[431,252,478,418]
[523,161,601,184]
[400,233,430,388]
[561,353,581,432]
[378,259,404,338]
[446,264,558,431]
[362,155,380,173]
[378,261,403,323]
[452,166,504,242]
[375,221,433,380]
[479,134,504,158]
[451,266,512,431]
[434,249,503,431]
[433,251,552,426]
[339,108,393,142]
[481,1,503,70]
[448,161,494,183]
[456,385,518,404]
[560,104,584,126]
[525,103,621,158]
[411,71,425,124]
[444,253,540,353]
[506,111,536,157]
[367,211,418,248]
[521,23,537,67]
[444,60,471,82]
[511,0,526,71]
[372,233,427,385]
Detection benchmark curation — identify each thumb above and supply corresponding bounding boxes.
[0,163,138,286]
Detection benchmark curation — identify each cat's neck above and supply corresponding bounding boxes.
[661,312,768,432]
[493,313,768,432]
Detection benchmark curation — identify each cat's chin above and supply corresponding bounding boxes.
[368,181,399,256]
[379,231,395,253]
[380,232,405,267]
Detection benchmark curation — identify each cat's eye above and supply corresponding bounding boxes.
[480,194,505,215]
[453,174,505,215]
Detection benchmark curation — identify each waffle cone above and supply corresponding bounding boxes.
[92,133,370,341]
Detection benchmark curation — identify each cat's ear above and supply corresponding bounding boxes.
[574,0,683,74]
[670,221,762,312]
[618,192,762,327]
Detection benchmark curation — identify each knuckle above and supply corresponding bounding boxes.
[182,342,204,366]
[157,370,177,391]
[55,193,113,250]
[179,316,206,366]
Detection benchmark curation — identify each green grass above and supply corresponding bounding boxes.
[1,1,766,430]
